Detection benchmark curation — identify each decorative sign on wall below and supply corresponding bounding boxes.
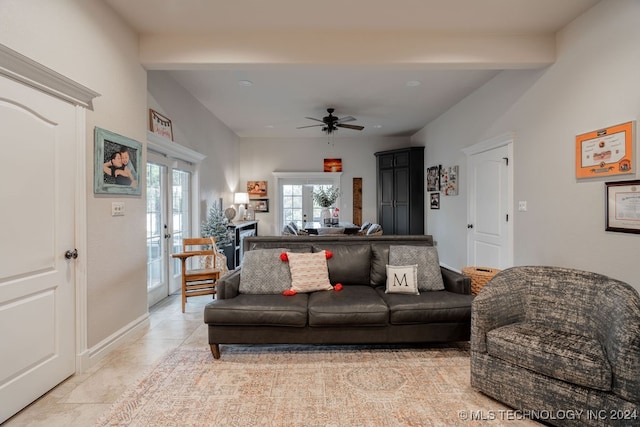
[441,165,459,196]
[324,158,343,172]
[149,109,174,141]
[576,121,634,179]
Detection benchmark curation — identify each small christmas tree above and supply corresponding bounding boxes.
[201,200,232,248]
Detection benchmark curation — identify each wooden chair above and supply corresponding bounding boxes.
[171,237,221,312]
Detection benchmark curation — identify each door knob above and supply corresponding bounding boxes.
[65,249,78,259]
[164,233,171,239]
[467,224,474,229]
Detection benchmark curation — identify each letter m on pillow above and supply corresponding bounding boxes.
[392,272,409,287]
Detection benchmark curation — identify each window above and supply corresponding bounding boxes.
[274,172,341,231]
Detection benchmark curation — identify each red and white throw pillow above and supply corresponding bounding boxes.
[286,251,333,293]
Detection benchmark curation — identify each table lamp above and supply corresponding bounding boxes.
[234,192,249,220]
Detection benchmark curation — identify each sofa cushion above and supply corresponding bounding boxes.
[376,288,473,324]
[389,246,444,291]
[308,285,388,326]
[203,294,308,327]
[486,323,612,391]
[311,243,371,285]
[286,251,333,293]
[239,248,291,294]
[385,265,419,295]
[370,244,390,286]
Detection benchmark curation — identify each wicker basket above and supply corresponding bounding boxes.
[462,266,502,295]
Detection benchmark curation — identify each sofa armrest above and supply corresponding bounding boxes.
[216,268,241,299]
[440,267,471,295]
[471,269,527,353]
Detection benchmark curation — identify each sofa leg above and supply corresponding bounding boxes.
[210,344,220,359]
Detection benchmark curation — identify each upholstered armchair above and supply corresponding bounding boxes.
[471,266,640,427]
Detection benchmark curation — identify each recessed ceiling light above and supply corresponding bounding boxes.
[265,125,274,128]
[406,80,421,87]
[373,125,383,129]
[238,80,253,87]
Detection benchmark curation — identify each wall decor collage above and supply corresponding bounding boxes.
[247,180,269,213]
[577,120,639,234]
[427,164,458,209]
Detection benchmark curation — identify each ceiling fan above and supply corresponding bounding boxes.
[297,108,364,134]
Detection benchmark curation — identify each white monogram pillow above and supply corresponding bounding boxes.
[385,265,419,295]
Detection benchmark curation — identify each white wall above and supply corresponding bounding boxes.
[147,71,240,223]
[239,136,411,235]
[412,0,640,290]
[0,0,148,348]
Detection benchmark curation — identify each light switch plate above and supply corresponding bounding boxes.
[112,202,125,216]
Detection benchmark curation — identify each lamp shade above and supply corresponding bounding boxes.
[234,192,249,204]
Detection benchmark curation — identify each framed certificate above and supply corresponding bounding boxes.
[576,121,634,179]
[605,180,640,234]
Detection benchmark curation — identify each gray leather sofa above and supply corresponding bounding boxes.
[471,266,640,426]
[204,235,473,359]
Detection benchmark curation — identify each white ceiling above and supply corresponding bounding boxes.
[104,0,600,138]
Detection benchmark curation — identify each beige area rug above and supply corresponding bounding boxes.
[97,343,536,427]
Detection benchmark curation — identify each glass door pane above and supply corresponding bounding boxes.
[170,169,191,293]
[146,161,168,306]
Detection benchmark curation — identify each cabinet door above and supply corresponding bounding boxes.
[394,167,410,234]
[378,168,395,232]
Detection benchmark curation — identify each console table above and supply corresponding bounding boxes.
[227,220,258,269]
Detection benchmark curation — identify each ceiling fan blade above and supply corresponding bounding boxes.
[337,123,364,131]
[297,124,325,129]
[337,116,356,123]
[304,117,325,123]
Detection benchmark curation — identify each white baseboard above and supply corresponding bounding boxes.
[76,312,149,373]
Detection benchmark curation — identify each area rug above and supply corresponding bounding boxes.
[96,343,532,426]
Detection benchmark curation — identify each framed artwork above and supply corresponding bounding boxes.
[427,165,441,192]
[324,158,343,172]
[576,121,634,179]
[149,109,173,140]
[252,198,269,213]
[605,179,640,234]
[430,192,440,209]
[247,180,267,198]
[94,127,142,196]
[441,165,459,196]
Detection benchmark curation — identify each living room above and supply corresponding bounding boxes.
[1,0,639,424]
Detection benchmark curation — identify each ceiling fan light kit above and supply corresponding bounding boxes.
[298,108,364,135]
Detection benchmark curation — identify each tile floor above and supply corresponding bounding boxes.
[3,294,212,426]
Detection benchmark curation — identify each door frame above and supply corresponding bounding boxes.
[462,132,514,268]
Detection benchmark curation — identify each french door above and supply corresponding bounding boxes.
[146,152,193,307]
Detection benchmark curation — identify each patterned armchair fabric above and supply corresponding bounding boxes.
[471,266,640,427]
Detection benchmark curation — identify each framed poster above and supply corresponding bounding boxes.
[605,180,640,234]
[576,121,634,179]
[440,165,459,196]
[252,198,269,213]
[247,180,267,198]
[430,192,440,209]
[427,165,441,192]
[149,109,174,140]
[94,127,142,195]
[324,158,343,172]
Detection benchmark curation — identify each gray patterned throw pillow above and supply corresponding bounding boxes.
[388,246,444,291]
[239,248,291,294]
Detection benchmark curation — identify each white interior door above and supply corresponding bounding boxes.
[466,139,513,269]
[0,77,77,422]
